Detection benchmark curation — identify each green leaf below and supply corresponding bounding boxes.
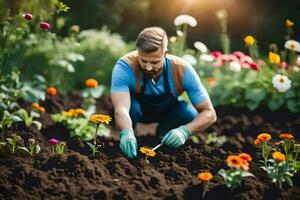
[32,121,42,131]
[18,147,30,154]
[86,142,95,149]
[241,171,254,177]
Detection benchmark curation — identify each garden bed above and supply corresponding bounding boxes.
[0,93,299,200]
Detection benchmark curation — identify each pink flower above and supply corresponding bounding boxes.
[40,22,51,30]
[48,138,59,145]
[23,13,33,20]
[210,51,222,58]
[232,51,245,59]
[278,61,289,69]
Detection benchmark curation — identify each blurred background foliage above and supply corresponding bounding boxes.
[60,0,300,52]
[0,0,299,113]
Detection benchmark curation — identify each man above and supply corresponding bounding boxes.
[111,27,216,159]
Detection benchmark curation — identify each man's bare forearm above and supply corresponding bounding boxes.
[186,109,217,134]
[114,107,133,131]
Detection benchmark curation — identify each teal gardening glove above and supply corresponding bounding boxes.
[161,126,191,148]
[119,128,137,159]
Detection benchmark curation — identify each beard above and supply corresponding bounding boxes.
[142,67,163,80]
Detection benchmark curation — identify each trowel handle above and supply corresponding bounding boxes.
[152,143,163,151]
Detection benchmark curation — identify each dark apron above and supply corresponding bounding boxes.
[135,63,179,122]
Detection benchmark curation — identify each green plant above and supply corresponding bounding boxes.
[51,109,111,141]
[218,154,254,189]
[6,134,22,154]
[264,151,294,188]
[0,111,21,130]
[205,132,227,147]
[255,133,273,169]
[88,114,112,155]
[18,138,41,156]
[48,138,65,155]
[14,108,42,130]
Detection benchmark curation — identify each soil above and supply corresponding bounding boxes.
[0,93,299,200]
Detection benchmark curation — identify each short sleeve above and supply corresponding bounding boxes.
[183,63,209,105]
[111,59,135,93]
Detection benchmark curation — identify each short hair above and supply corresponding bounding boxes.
[136,27,168,53]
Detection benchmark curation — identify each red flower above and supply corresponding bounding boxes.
[40,22,51,30]
[210,51,222,58]
[249,62,259,71]
[23,13,33,20]
[48,138,59,145]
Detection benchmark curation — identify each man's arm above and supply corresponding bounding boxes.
[111,92,132,131]
[185,98,217,134]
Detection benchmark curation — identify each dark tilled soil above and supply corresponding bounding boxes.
[0,93,299,200]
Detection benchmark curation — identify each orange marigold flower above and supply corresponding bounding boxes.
[31,103,45,113]
[47,87,57,96]
[279,133,294,140]
[63,108,86,117]
[272,151,286,162]
[257,133,271,142]
[197,172,213,182]
[139,146,156,157]
[85,79,98,88]
[226,155,242,169]
[238,153,252,162]
[254,139,262,145]
[89,114,111,124]
[207,77,216,87]
[240,159,249,171]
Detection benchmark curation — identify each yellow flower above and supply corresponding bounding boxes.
[63,108,86,117]
[244,35,255,46]
[286,19,294,27]
[139,146,156,157]
[268,52,281,64]
[89,114,111,124]
[197,172,213,182]
[272,151,286,162]
[31,103,45,113]
[257,133,271,142]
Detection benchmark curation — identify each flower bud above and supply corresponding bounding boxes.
[23,13,33,20]
[40,22,51,30]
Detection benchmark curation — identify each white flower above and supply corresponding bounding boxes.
[272,74,292,92]
[216,9,227,20]
[284,40,300,52]
[194,41,208,53]
[292,66,300,72]
[176,30,184,37]
[199,54,214,62]
[229,61,241,72]
[174,15,197,27]
[182,54,197,65]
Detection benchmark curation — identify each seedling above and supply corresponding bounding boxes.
[18,138,41,156]
[255,133,273,169]
[48,138,66,155]
[139,143,162,163]
[6,134,22,154]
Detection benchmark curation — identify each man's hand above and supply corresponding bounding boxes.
[161,126,191,148]
[119,128,137,159]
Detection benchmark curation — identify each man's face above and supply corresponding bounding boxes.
[138,48,167,80]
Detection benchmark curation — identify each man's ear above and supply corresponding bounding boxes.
[164,49,169,57]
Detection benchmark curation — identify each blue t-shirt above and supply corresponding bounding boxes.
[111,55,208,105]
